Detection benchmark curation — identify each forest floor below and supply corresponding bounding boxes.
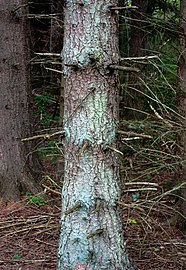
[0,168,185,270]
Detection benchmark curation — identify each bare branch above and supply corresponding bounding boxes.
[110,6,138,11]
[45,67,63,74]
[35,53,61,57]
[27,13,61,19]
[125,182,159,187]
[21,130,65,142]
[120,55,158,61]
[116,201,144,212]
[117,130,152,139]
[123,188,158,192]
[109,65,140,72]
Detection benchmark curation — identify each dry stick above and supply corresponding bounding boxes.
[27,13,60,19]
[106,146,124,155]
[123,188,158,192]
[149,104,173,128]
[31,61,61,65]
[45,67,64,74]
[116,201,144,212]
[153,182,186,201]
[128,85,184,120]
[44,175,61,188]
[123,106,150,116]
[109,64,140,72]
[21,130,65,142]
[110,6,138,10]
[35,238,57,247]
[117,130,152,139]
[120,55,158,61]
[35,52,61,57]
[42,184,61,195]
[1,224,50,238]
[125,182,159,187]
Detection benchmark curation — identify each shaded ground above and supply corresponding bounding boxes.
[0,175,185,270]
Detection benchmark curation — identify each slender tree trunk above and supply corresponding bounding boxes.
[177,0,186,232]
[125,0,149,120]
[0,0,41,203]
[58,1,135,269]
[129,0,148,58]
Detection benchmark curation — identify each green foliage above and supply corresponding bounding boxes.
[26,192,49,206]
[128,218,138,225]
[33,94,59,124]
[148,0,179,17]
[131,193,140,201]
[37,139,61,165]
[14,253,22,259]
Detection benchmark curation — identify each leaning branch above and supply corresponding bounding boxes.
[45,67,63,74]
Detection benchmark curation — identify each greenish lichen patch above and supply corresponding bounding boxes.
[65,90,116,146]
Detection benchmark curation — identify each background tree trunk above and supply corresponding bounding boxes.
[58,1,135,269]
[129,0,148,58]
[125,0,149,120]
[0,0,41,202]
[176,0,186,232]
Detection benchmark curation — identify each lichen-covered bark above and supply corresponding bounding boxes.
[58,1,134,269]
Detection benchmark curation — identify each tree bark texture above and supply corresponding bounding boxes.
[177,0,186,232]
[0,0,41,202]
[123,0,149,120]
[129,0,148,58]
[58,1,134,270]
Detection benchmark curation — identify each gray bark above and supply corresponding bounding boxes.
[58,1,135,269]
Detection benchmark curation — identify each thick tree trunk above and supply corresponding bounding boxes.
[177,0,186,232]
[58,1,135,269]
[0,0,41,202]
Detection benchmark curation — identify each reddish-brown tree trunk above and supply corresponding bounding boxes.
[177,0,186,232]
[0,0,41,202]
[125,0,149,120]
[129,0,148,58]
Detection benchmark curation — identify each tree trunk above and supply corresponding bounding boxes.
[58,1,135,269]
[0,0,41,203]
[129,0,148,58]
[124,0,149,120]
[176,0,186,232]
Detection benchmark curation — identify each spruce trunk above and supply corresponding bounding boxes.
[58,1,134,269]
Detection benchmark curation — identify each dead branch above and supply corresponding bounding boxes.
[116,201,144,212]
[21,130,65,142]
[110,6,138,11]
[35,53,61,57]
[117,130,152,139]
[109,65,140,72]
[120,55,158,61]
